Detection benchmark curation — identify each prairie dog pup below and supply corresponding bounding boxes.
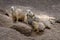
[10,6,26,22]
[28,14,57,32]
[24,9,35,24]
[23,10,42,32]
[32,15,45,32]
[33,15,56,29]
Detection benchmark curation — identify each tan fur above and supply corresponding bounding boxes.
[10,6,27,22]
[29,14,56,32]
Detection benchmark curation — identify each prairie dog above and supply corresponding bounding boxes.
[33,15,56,29]
[32,15,45,32]
[24,9,35,24]
[38,15,56,25]
[28,14,57,32]
[10,6,35,23]
[10,6,26,22]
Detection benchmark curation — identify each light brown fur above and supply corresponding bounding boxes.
[10,6,27,23]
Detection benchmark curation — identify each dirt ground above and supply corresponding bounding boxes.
[0,0,60,40]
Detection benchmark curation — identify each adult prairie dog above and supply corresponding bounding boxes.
[10,6,27,22]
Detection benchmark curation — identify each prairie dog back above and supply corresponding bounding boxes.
[10,6,26,22]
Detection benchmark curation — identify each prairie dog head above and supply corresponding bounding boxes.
[33,15,40,22]
[26,9,35,18]
[49,17,56,24]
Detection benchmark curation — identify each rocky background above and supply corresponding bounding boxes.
[0,0,60,40]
